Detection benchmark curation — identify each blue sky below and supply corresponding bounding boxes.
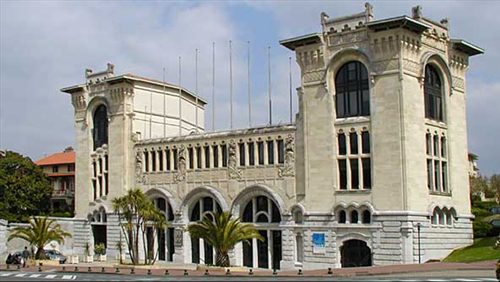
[0,1,498,176]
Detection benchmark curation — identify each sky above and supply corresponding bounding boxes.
[0,0,498,176]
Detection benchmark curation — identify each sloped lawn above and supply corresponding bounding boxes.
[444,237,500,262]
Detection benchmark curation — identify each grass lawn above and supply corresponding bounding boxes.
[444,237,500,262]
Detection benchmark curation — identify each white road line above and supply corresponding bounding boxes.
[14,273,27,277]
[29,274,42,278]
[454,279,480,282]
[479,279,499,282]
[0,273,14,277]
[62,275,74,280]
[45,274,57,279]
[425,280,449,282]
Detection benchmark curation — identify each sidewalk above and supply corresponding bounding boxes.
[0,260,496,277]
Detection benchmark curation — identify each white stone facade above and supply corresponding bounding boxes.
[56,4,483,270]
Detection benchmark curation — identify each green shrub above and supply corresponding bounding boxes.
[94,243,106,255]
[472,207,492,218]
[474,220,493,238]
[474,201,498,210]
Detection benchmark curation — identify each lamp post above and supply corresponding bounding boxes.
[417,223,422,263]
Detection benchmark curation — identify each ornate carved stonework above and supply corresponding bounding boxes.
[452,76,465,90]
[71,94,86,110]
[228,140,242,179]
[403,59,420,74]
[372,59,398,73]
[174,229,183,246]
[174,145,187,183]
[279,134,295,178]
[135,151,147,184]
[328,31,367,47]
[303,70,324,83]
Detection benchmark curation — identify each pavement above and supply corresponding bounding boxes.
[0,260,497,279]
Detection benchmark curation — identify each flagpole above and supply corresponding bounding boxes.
[195,49,199,132]
[163,67,166,137]
[212,42,215,132]
[229,40,233,130]
[178,56,182,136]
[268,46,272,126]
[289,56,293,124]
[248,41,251,128]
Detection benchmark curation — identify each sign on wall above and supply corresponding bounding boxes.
[312,233,326,254]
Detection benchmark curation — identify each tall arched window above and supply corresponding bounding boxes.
[154,197,175,261]
[189,196,222,265]
[424,65,444,121]
[241,195,282,270]
[335,61,370,118]
[93,105,108,150]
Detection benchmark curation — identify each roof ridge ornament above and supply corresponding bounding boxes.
[412,5,423,20]
[365,2,374,22]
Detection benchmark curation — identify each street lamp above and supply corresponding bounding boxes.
[417,223,422,264]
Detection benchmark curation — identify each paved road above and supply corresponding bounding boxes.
[0,270,498,282]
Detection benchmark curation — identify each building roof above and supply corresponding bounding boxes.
[35,151,75,166]
[279,33,322,51]
[365,16,431,33]
[450,39,484,56]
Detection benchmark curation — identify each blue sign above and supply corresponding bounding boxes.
[312,233,325,254]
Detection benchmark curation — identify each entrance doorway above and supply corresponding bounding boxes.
[340,239,372,267]
[153,197,175,262]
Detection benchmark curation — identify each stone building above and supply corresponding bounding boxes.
[35,147,76,214]
[59,4,482,269]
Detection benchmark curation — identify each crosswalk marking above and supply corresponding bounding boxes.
[62,275,75,280]
[14,273,27,277]
[0,273,14,277]
[45,274,57,278]
[29,274,41,278]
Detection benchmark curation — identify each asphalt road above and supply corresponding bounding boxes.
[0,270,498,282]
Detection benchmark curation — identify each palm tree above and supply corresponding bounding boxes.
[7,216,72,259]
[187,211,264,267]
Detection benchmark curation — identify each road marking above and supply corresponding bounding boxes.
[454,279,481,282]
[62,275,75,280]
[29,274,42,278]
[479,279,499,282]
[0,273,14,277]
[425,280,448,282]
[14,273,27,277]
[45,274,57,278]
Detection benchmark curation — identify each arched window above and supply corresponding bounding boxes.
[189,196,222,265]
[362,210,371,224]
[93,105,108,150]
[424,65,444,121]
[241,195,282,270]
[339,210,347,224]
[189,196,221,222]
[351,210,359,224]
[335,61,370,118]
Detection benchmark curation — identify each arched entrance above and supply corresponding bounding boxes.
[241,195,282,270]
[340,239,372,267]
[89,208,107,248]
[152,197,175,261]
[189,196,222,265]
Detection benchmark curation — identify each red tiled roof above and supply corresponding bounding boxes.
[35,151,75,166]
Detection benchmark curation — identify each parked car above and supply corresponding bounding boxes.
[5,251,23,265]
[43,250,66,264]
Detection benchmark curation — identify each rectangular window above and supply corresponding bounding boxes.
[158,151,163,171]
[433,135,439,157]
[350,132,358,155]
[338,133,346,155]
[362,158,371,189]
[196,147,202,169]
[258,142,264,165]
[173,149,178,170]
[99,158,103,174]
[427,159,433,190]
[68,164,75,172]
[339,159,347,190]
[361,131,370,154]
[348,91,358,116]
[267,141,274,165]
[104,155,108,172]
[204,146,210,168]
[98,177,103,197]
[361,89,370,116]
[434,160,440,191]
[239,143,246,166]
[350,159,359,189]
[426,134,431,155]
[144,152,149,172]
[442,161,448,192]
[104,174,109,195]
[92,161,97,177]
[221,145,228,167]
[188,148,194,169]
[166,150,171,171]
[92,179,97,200]
[248,142,255,166]
[441,137,446,158]
[213,146,219,168]
[277,139,285,164]
[151,152,156,172]
[52,165,58,173]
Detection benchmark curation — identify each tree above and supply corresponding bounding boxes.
[112,188,166,265]
[7,216,72,259]
[470,175,489,203]
[186,211,264,267]
[0,151,53,222]
[490,174,500,204]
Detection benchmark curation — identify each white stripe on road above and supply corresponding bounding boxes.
[62,275,75,280]
[0,273,14,276]
[14,273,27,277]
[454,279,481,282]
[45,274,57,278]
[29,274,42,278]
[479,279,499,282]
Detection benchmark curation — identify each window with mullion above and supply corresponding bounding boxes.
[335,61,370,118]
[424,65,444,122]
